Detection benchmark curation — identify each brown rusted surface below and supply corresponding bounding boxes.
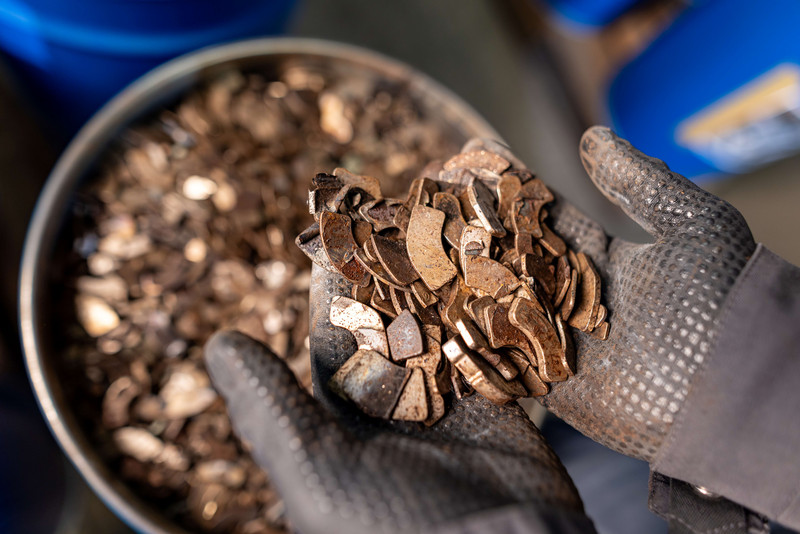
[329,296,389,357]
[406,325,446,425]
[433,192,467,249]
[352,221,373,247]
[372,234,420,285]
[520,253,556,296]
[352,280,374,303]
[359,199,401,232]
[329,349,410,418]
[554,255,571,307]
[496,173,522,222]
[320,211,371,286]
[407,177,439,207]
[406,205,457,291]
[539,223,567,257]
[467,177,506,237]
[295,222,337,274]
[560,269,579,322]
[442,337,525,405]
[354,248,403,289]
[411,280,437,308]
[492,353,520,381]
[568,252,602,331]
[509,297,569,383]
[370,288,397,318]
[555,314,577,376]
[588,320,610,340]
[444,150,510,174]
[391,367,428,422]
[459,224,492,273]
[514,231,535,256]
[389,286,411,315]
[386,309,425,361]
[333,167,383,200]
[463,255,521,299]
[505,349,548,396]
[465,295,495,332]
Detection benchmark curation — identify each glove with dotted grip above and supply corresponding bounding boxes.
[540,126,756,463]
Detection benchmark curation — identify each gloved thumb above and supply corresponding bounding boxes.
[579,126,744,239]
[204,330,349,523]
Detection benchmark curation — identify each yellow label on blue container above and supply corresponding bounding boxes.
[677,63,800,172]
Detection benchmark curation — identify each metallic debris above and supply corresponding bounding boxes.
[307,141,608,421]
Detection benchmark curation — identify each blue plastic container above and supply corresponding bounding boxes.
[608,0,800,180]
[540,0,644,28]
[0,0,296,139]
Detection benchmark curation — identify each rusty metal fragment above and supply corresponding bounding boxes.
[389,286,410,315]
[467,177,506,237]
[333,168,382,200]
[465,295,495,332]
[407,177,439,206]
[359,199,401,232]
[560,268,579,322]
[505,349,548,396]
[406,205,457,291]
[372,234,419,285]
[352,221,373,247]
[520,253,556,296]
[444,150,510,174]
[555,315,576,376]
[411,280,437,308]
[463,255,521,299]
[295,222,337,274]
[496,173,521,221]
[568,252,601,331]
[391,368,428,422]
[386,309,425,361]
[554,255,571,307]
[329,296,389,356]
[319,211,370,286]
[406,324,446,425]
[509,297,569,382]
[433,192,467,248]
[329,349,410,418]
[539,223,567,257]
[442,336,525,405]
[370,288,397,318]
[588,321,610,340]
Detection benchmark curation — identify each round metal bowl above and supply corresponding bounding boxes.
[19,38,498,533]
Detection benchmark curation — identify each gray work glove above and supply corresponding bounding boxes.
[204,281,590,534]
[539,126,756,463]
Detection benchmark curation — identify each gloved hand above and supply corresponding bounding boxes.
[204,273,590,534]
[539,126,756,463]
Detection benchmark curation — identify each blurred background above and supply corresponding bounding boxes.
[1,0,798,533]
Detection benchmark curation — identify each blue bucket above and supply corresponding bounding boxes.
[0,0,296,139]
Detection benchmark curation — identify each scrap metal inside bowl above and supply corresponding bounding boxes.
[19,38,498,534]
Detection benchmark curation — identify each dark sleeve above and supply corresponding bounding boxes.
[433,503,597,534]
[653,244,800,528]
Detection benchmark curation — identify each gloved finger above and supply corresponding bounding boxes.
[204,330,352,518]
[579,126,748,238]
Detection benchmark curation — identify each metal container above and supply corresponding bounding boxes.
[19,38,498,533]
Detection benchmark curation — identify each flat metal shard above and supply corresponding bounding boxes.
[319,211,370,286]
[554,255,571,307]
[520,253,556,296]
[329,349,410,418]
[459,224,492,273]
[508,297,569,382]
[463,255,521,299]
[359,198,402,232]
[333,167,383,200]
[370,287,397,318]
[467,177,506,237]
[295,222,337,274]
[568,252,601,331]
[329,296,389,356]
[406,205,458,291]
[496,173,522,221]
[391,367,429,422]
[555,314,576,376]
[406,325,446,425]
[539,223,567,257]
[442,336,526,405]
[443,150,510,174]
[560,269,579,322]
[386,309,425,361]
[411,280,437,308]
[505,349,548,396]
[372,234,420,286]
[433,192,468,248]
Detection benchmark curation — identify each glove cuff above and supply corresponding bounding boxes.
[653,244,800,528]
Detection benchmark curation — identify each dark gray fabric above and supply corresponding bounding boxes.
[649,471,768,534]
[654,244,800,529]
[433,503,596,534]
